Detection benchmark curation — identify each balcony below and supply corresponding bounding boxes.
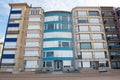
[111,55,120,60]
[109,46,120,49]
[107,37,120,41]
[7,30,19,34]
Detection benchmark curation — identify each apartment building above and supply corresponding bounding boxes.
[0,3,120,73]
[0,3,44,72]
[42,11,75,72]
[101,7,120,69]
[0,40,3,58]
[72,7,110,70]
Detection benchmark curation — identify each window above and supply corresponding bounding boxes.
[80,42,91,49]
[27,33,40,38]
[99,61,106,67]
[10,14,21,19]
[30,10,40,15]
[78,18,88,23]
[29,17,40,21]
[46,61,52,67]
[4,42,16,48]
[83,61,90,67]
[12,8,22,11]
[61,16,69,21]
[105,26,117,31]
[3,50,16,54]
[9,20,20,23]
[26,42,39,47]
[63,61,71,66]
[107,34,118,39]
[93,43,104,49]
[7,27,19,31]
[43,61,52,67]
[77,11,87,16]
[79,26,88,32]
[104,18,114,23]
[89,11,99,16]
[2,59,14,63]
[43,52,54,58]
[59,41,72,47]
[28,25,40,29]
[92,34,102,40]
[62,24,69,30]
[80,34,90,40]
[47,24,54,30]
[25,61,38,68]
[82,52,92,58]
[6,34,17,38]
[90,26,101,32]
[102,11,113,16]
[94,52,105,58]
[89,18,99,23]
[25,50,39,56]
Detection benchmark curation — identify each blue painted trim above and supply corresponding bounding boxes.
[11,10,21,14]
[44,21,72,24]
[0,7,11,67]
[5,38,17,42]
[44,30,72,33]
[42,57,74,60]
[43,47,73,50]
[43,38,72,41]
[2,54,15,59]
[8,23,19,27]
[45,13,71,16]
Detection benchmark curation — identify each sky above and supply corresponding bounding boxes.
[0,0,120,40]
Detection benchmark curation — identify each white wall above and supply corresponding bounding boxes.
[44,32,72,38]
[54,51,73,57]
[43,41,58,48]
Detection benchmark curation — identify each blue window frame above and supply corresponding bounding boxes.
[8,23,19,27]
[5,38,17,42]
[2,54,15,59]
[11,10,22,14]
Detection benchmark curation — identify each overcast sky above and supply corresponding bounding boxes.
[0,0,120,39]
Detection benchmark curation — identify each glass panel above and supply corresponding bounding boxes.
[78,18,88,23]
[46,61,52,67]
[78,11,87,16]
[46,52,54,57]
[62,42,69,47]
[89,11,99,16]
[80,42,91,49]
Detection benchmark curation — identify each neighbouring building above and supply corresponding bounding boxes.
[72,7,110,70]
[0,3,120,73]
[101,7,120,69]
